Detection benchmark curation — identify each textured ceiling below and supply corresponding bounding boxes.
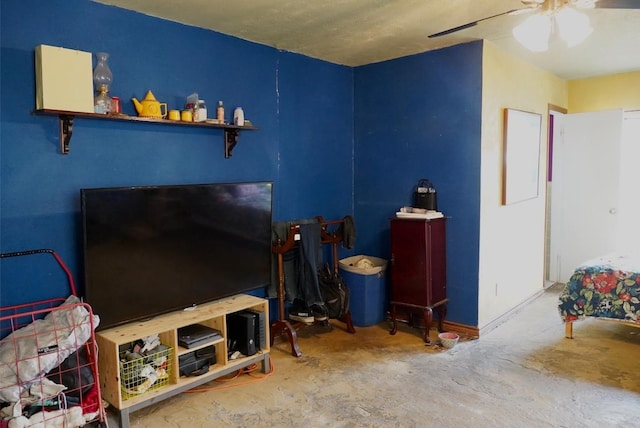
[94,0,640,80]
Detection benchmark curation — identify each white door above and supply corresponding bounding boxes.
[617,112,640,253]
[550,109,624,282]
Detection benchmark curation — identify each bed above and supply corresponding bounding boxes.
[558,253,640,338]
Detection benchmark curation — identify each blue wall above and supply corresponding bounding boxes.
[1,0,482,326]
[353,43,483,326]
[0,0,354,306]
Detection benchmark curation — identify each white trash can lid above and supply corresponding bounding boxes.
[339,255,387,275]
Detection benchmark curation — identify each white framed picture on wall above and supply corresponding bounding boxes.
[502,108,542,205]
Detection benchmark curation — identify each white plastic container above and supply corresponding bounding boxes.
[233,107,244,126]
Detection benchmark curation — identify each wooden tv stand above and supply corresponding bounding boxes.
[95,294,270,428]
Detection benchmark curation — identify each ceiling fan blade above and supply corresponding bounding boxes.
[594,0,640,8]
[428,21,478,38]
[428,8,530,38]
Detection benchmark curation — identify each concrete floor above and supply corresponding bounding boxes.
[108,285,640,427]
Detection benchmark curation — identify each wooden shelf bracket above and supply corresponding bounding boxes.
[224,128,240,158]
[59,114,73,155]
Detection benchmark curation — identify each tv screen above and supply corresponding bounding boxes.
[81,182,273,330]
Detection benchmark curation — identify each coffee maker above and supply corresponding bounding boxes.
[413,179,437,211]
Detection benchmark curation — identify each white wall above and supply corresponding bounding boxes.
[479,41,567,330]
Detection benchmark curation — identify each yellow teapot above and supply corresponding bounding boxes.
[131,90,167,119]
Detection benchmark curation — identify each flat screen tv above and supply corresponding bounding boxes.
[80,182,273,330]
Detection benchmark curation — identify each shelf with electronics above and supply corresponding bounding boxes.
[95,294,270,428]
[33,109,258,158]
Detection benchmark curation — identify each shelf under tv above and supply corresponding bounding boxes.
[95,294,270,428]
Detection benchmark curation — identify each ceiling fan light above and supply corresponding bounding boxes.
[555,7,593,47]
[513,14,551,52]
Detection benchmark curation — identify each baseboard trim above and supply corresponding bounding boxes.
[384,311,479,338]
[442,320,479,339]
[383,289,546,339]
[478,288,545,336]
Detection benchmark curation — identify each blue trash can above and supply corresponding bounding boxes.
[339,256,388,327]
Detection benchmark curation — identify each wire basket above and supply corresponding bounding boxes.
[120,346,172,400]
[0,249,108,427]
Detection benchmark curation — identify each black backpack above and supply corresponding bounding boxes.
[318,263,350,320]
[45,345,95,397]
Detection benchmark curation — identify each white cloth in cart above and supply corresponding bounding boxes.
[8,405,84,428]
[0,295,100,403]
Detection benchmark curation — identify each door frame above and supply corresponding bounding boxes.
[544,103,567,287]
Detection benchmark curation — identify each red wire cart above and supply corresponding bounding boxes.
[0,249,108,427]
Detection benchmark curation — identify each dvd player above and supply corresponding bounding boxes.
[178,324,222,349]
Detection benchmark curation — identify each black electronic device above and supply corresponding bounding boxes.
[178,324,222,349]
[80,181,273,330]
[179,345,216,377]
[244,309,267,350]
[226,311,258,357]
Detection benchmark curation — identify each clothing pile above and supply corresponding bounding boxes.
[271,216,356,324]
[0,295,100,427]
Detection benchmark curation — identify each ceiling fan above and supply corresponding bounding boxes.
[428,0,640,38]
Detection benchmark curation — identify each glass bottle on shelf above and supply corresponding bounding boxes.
[217,100,225,123]
[93,52,113,114]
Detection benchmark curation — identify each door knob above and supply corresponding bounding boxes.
[609,208,617,214]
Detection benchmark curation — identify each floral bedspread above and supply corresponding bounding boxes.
[558,253,640,324]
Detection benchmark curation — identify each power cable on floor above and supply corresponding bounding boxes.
[183,354,275,393]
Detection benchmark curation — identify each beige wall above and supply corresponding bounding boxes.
[479,41,568,330]
[477,42,635,331]
[569,71,640,113]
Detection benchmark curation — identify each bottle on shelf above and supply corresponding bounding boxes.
[233,107,244,126]
[217,101,225,124]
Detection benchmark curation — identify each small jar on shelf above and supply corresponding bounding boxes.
[194,100,207,122]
